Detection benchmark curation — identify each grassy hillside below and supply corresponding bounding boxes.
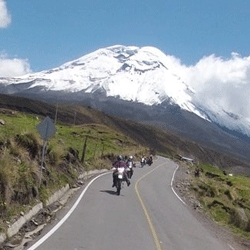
[178,162,250,242]
[0,94,248,173]
[0,107,149,224]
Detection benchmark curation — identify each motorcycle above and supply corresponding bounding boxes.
[126,161,135,179]
[140,157,146,168]
[146,157,153,166]
[113,166,126,195]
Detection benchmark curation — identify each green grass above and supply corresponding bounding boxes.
[0,111,149,228]
[53,123,142,163]
[189,163,250,240]
[1,112,146,162]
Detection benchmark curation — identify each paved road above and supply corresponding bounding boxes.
[26,156,233,250]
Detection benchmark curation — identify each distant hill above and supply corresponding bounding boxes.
[0,93,249,176]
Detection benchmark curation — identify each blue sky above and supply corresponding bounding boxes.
[1,0,250,121]
[1,0,250,75]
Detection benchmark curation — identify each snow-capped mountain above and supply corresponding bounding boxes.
[0,45,249,138]
[1,45,196,106]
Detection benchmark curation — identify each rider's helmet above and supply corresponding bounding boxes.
[117,155,123,161]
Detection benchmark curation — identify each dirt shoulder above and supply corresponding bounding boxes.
[173,163,250,250]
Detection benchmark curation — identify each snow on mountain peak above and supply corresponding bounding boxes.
[11,45,195,111]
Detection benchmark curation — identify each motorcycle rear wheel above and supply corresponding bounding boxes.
[116,179,122,195]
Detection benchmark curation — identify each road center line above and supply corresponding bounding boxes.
[28,158,184,250]
[135,163,165,250]
[134,159,188,250]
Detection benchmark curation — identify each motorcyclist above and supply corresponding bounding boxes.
[126,155,135,179]
[140,155,146,167]
[148,155,153,166]
[112,155,130,187]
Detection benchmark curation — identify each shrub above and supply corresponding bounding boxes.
[14,132,40,159]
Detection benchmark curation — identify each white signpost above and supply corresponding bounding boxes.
[36,116,56,185]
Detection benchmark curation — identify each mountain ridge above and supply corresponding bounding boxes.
[0,45,250,165]
[0,45,247,135]
[0,93,249,176]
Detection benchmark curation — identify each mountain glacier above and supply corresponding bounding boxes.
[0,45,249,137]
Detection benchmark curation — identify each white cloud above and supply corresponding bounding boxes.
[0,1,30,77]
[0,55,32,77]
[178,53,250,118]
[160,52,250,119]
[0,0,11,28]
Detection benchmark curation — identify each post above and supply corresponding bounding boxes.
[81,135,88,164]
[39,140,47,186]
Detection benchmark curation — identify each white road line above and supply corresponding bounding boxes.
[170,163,236,250]
[27,172,110,250]
[228,244,236,250]
[171,164,186,205]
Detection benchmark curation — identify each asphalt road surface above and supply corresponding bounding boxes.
[26,156,233,250]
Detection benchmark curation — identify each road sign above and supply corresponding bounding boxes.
[36,116,56,186]
[36,116,56,141]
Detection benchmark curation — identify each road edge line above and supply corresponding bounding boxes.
[27,172,110,250]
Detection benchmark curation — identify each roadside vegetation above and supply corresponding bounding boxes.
[185,163,250,241]
[0,109,149,233]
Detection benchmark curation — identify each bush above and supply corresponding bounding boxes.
[230,208,249,231]
[14,133,40,159]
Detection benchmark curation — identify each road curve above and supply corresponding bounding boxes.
[25,156,233,250]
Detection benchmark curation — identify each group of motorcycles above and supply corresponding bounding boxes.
[140,155,153,167]
[112,155,153,195]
